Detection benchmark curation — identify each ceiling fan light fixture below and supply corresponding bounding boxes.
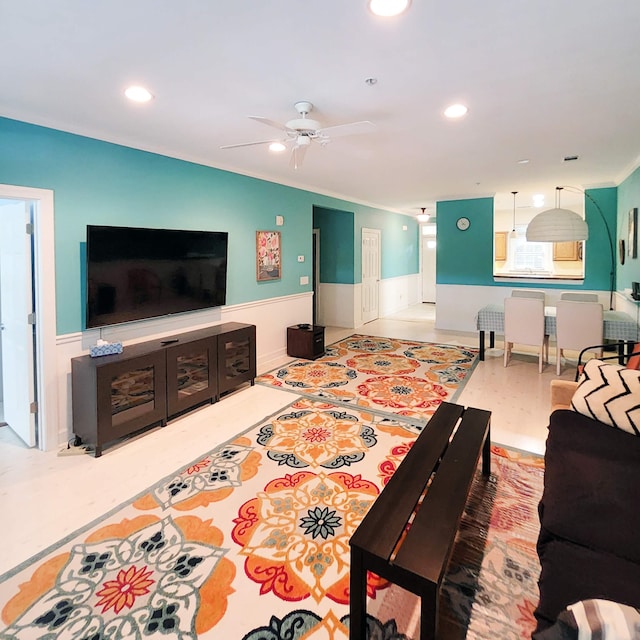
[444,103,468,119]
[269,142,286,152]
[124,85,154,103]
[417,207,430,222]
[368,0,411,17]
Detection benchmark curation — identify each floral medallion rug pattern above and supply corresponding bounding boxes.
[255,335,479,428]
[0,392,543,639]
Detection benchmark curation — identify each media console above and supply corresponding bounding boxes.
[71,322,256,457]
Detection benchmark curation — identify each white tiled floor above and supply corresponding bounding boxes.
[0,304,572,576]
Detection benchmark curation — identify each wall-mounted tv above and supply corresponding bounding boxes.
[86,225,228,329]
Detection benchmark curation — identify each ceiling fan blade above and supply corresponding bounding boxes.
[248,116,291,132]
[316,121,376,138]
[290,144,308,170]
[220,139,282,149]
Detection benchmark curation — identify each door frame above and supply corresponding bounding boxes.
[0,184,58,451]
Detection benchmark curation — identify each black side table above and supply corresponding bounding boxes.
[287,324,325,360]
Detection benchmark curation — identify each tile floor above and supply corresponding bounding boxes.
[0,304,574,576]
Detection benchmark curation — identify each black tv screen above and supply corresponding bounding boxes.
[86,225,228,329]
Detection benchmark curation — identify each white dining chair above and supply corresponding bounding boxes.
[511,289,546,300]
[504,297,549,373]
[555,300,603,375]
[560,292,599,302]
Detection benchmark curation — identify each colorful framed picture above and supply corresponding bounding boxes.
[628,208,638,259]
[256,230,281,281]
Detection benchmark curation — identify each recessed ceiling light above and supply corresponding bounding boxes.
[368,0,411,17]
[444,103,468,119]
[533,194,545,208]
[269,142,286,152]
[124,85,154,103]
[517,159,530,164]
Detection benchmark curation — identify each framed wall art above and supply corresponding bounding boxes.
[256,230,281,281]
[628,208,638,259]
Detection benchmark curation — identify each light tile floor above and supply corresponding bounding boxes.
[0,304,573,576]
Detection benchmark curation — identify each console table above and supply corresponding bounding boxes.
[71,322,256,456]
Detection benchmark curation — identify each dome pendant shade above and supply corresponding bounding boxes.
[526,207,588,242]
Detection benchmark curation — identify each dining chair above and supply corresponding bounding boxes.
[511,289,546,300]
[504,296,549,373]
[555,300,603,375]
[560,292,599,302]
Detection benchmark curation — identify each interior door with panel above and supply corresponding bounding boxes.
[0,199,36,446]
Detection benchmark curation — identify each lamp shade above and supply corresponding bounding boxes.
[525,207,589,242]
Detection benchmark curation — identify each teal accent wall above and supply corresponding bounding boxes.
[313,205,419,285]
[313,206,355,284]
[436,197,495,285]
[0,117,418,334]
[436,191,618,292]
[616,166,640,292]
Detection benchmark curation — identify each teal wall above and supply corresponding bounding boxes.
[436,190,618,292]
[313,206,355,284]
[436,197,494,285]
[0,117,418,334]
[616,166,640,292]
[313,205,419,285]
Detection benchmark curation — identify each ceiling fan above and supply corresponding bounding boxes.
[220,101,376,169]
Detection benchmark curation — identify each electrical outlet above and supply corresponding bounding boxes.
[297,255,304,262]
[300,276,309,285]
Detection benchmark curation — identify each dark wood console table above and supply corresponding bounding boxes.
[349,401,491,640]
[71,322,256,457]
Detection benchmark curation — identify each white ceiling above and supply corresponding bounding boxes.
[2,0,640,216]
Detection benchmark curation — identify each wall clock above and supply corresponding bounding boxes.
[456,217,470,231]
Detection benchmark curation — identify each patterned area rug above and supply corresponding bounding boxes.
[0,395,543,639]
[256,335,479,427]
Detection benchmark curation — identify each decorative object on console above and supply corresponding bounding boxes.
[256,230,281,281]
[89,340,123,357]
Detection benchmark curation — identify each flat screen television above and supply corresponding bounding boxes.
[86,225,228,329]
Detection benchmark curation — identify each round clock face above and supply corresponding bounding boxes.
[456,217,470,231]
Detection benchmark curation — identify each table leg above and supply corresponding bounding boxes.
[482,427,491,476]
[349,549,367,640]
[479,330,485,360]
[489,331,495,348]
[420,583,438,640]
[618,342,626,365]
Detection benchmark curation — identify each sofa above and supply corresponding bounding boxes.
[533,358,640,638]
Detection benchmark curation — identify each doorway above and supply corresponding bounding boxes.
[0,185,58,451]
[421,223,437,303]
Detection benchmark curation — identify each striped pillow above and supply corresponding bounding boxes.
[570,359,640,436]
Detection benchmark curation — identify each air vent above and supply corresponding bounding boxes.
[563,155,579,162]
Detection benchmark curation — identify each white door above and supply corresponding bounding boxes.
[362,228,380,324]
[421,226,437,302]
[0,200,36,446]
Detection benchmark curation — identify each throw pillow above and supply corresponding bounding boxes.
[571,359,640,436]
[627,344,640,370]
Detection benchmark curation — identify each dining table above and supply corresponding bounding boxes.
[476,303,639,361]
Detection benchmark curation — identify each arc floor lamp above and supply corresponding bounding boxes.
[526,186,615,310]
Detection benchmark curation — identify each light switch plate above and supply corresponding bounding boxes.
[300,275,309,285]
[275,215,284,226]
[297,255,304,262]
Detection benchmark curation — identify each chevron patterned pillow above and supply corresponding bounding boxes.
[571,359,640,436]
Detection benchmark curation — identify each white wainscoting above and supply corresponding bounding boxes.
[379,274,421,317]
[435,284,612,333]
[318,274,420,329]
[55,292,313,445]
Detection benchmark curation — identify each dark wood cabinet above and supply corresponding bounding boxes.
[71,322,255,457]
[217,324,256,394]
[287,324,325,360]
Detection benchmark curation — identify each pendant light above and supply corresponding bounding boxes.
[509,191,518,239]
[526,187,588,242]
[417,207,430,222]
